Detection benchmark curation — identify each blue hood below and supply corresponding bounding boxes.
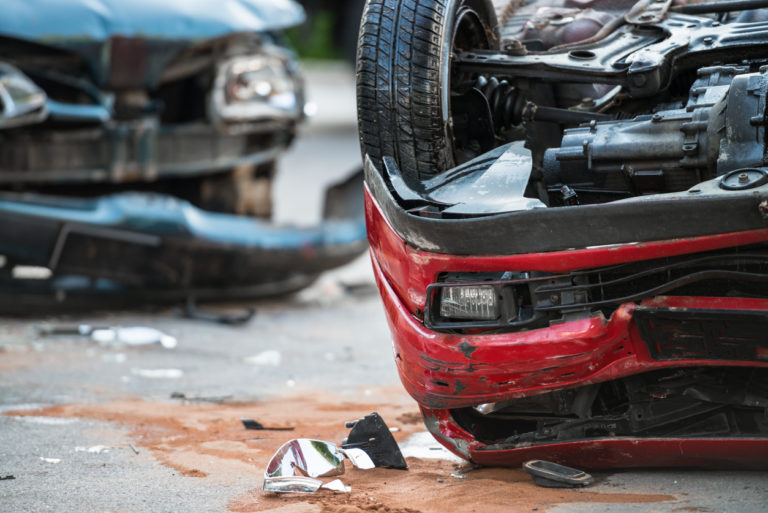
[0,0,305,43]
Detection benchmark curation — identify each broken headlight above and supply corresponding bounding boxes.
[210,47,303,125]
[0,63,47,129]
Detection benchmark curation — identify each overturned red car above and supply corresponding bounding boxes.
[357,0,768,468]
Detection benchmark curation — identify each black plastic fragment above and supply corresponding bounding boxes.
[0,475,15,480]
[181,298,256,325]
[523,460,594,488]
[341,412,408,470]
[240,418,295,431]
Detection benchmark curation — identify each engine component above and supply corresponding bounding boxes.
[542,66,768,195]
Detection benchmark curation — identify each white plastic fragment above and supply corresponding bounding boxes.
[130,368,184,379]
[341,448,375,470]
[75,445,110,454]
[40,457,61,464]
[244,350,282,367]
[10,416,78,425]
[321,479,351,493]
[398,432,464,463]
[91,327,177,349]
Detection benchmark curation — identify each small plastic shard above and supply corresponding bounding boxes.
[181,298,256,325]
[129,443,139,455]
[321,479,351,493]
[241,418,295,431]
[130,368,183,379]
[522,460,594,488]
[75,445,110,454]
[40,457,61,464]
[341,448,376,470]
[38,325,177,349]
[263,476,323,494]
[244,350,282,367]
[341,413,407,470]
[0,475,15,480]
[171,392,232,403]
[91,327,177,349]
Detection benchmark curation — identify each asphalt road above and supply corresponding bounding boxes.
[1,63,766,513]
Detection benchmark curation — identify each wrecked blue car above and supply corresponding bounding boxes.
[0,0,366,310]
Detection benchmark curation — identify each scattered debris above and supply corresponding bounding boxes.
[169,392,232,403]
[342,412,407,470]
[39,457,61,464]
[523,460,594,488]
[263,414,407,495]
[130,368,184,379]
[9,416,78,426]
[0,475,15,480]
[129,443,139,455]
[340,448,375,470]
[180,298,256,326]
[244,350,282,367]
[398,432,464,463]
[241,418,295,431]
[263,439,345,493]
[38,325,177,349]
[321,479,351,493]
[75,445,110,454]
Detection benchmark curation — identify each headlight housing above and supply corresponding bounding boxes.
[0,63,47,129]
[209,47,303,126]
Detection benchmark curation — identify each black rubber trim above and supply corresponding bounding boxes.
[364,156,768,256]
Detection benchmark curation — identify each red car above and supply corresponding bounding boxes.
[357,0,768,469]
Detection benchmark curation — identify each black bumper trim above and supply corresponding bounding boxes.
[364,156,768,256]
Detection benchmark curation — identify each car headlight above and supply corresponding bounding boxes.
[210,48,303,125]
[0,63,47,129]
[439,285,500,321]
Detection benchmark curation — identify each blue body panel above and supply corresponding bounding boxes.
[0,0,305,43]
[0,192,366,251]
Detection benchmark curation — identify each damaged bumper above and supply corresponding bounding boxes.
[364,156,768,468]
[0,170,366,311]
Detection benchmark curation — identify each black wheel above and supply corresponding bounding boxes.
[357,0,500,184]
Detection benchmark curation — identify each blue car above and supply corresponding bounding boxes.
[0,0,366,310]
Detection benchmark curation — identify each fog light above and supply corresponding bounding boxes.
[439,285,499,320]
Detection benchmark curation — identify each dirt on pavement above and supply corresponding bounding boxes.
[4,387,675,513]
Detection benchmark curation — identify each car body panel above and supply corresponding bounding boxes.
[0,0,304,43]
[0,170,366,311]
[422,407,768,470]
[365,170,768,468]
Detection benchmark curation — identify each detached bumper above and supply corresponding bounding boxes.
[0,170,366,311]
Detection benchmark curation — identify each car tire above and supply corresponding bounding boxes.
[356,0,500,183]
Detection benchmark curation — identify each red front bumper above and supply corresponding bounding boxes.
[365,184,768,468]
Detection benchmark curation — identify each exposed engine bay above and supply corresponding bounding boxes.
[358,0,768,214]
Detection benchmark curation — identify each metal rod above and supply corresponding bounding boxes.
[671,0,768,15]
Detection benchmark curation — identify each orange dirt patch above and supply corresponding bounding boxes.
[4,388,675,513]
